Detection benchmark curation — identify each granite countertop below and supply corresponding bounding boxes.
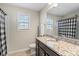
[36,36,79,56]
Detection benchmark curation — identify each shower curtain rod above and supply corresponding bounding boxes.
[61,15,78,20]
[0,8,7,15]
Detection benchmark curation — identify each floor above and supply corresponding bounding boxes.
[8,50,32,56]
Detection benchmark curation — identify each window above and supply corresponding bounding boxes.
[17,13,30,30]
[47,15,53,29]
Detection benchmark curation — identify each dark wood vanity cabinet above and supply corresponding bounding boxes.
[36,39,60,56]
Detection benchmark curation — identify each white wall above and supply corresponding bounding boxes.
[0,4,39,53]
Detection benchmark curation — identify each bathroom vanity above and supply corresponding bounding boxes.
[36,39,60,56]
[36,36,79,56]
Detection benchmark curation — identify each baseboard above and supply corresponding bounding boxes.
[7,48,30,55]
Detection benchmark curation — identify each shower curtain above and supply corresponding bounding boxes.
[58,15,77,39]
[0,8,7,56]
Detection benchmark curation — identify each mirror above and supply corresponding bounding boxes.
[46,3,79,39]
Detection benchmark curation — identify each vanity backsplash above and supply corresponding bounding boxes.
[43,34,79,46]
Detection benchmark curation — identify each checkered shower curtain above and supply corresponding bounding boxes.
[58,15,77,39]
[0,10,7,56]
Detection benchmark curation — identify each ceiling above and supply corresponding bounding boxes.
[7,3,79,16]
[48,3,79,16]
[8,3,47,11]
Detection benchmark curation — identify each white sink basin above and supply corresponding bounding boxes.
[46,40,57,49]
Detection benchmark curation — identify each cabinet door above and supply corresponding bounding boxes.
[46,53,49,56]
[39,47,45,56]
